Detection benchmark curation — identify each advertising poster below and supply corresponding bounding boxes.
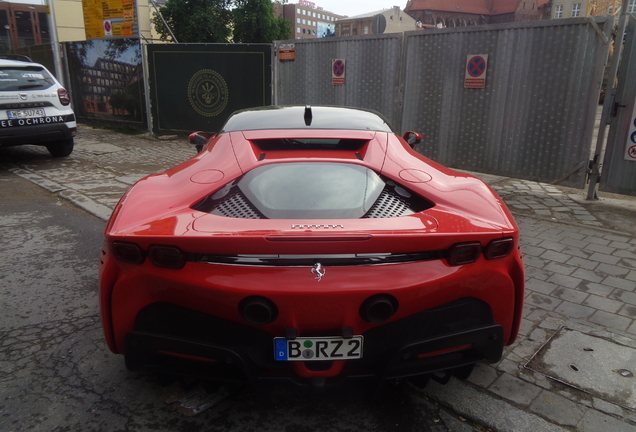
[317,22,335,38]
[82,0,138,39]
[66,39,146,128]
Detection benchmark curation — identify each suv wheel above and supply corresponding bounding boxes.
[46,138,74,158]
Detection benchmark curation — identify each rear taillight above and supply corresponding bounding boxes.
[57,88,70,106]
[112,241,145,264]
[485,237,514,260]
[148,245,186,269]
[446,242,482,266]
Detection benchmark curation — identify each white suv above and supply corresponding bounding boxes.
[0,55,76,157]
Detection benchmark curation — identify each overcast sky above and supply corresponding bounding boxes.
[308,1,405,17]
[15,0,405,19]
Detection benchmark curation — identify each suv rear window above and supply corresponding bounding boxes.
[0,66,55,91]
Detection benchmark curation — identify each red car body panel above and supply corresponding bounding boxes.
[99,106,524,386]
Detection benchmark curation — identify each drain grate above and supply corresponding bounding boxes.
[525,327,636,410]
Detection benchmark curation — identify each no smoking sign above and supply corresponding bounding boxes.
[465,54,488,88]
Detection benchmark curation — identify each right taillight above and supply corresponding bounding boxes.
[484,237,514,260]
[447,242,482,266]
[57,88,70,106]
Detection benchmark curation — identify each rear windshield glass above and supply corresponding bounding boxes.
[0,67,55,91]
[253,138,368,151]
[240,162,385,219]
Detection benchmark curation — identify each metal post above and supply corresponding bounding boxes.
[149,0,178,43]
[587,9,629,200]
[136,0,154,134]
[46,0,64,87]
[141,42,153,134]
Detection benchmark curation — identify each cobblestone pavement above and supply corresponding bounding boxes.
[2,125,636,431]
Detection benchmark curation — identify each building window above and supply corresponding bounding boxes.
[302,19,306,24]
[297,8,300,13]
[297,27,300,33]
[572,3,581,17]
[302,9,306,15]
[364,26,368,34]
[297,18,300,23]
[629,0,636,13]
[554,4,564,18]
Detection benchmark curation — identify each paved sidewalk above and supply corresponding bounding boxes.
[2,125,636,431]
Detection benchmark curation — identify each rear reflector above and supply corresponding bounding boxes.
[417,344,472,358]
[447,242,482,266]
[157,351,217,363]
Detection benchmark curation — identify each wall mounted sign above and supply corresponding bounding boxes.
[465,54,488,88]
[332,59,345,86]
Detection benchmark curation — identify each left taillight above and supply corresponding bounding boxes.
[111,242,187,269]
[112,241,145,264]
[57,88,70,106]
[148,245,186,269]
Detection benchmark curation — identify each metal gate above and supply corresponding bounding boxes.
[274,18,614,188]
[599,15,636,196]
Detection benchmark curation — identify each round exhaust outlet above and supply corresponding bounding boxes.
[239,296,278,326]
[360,294,398,323]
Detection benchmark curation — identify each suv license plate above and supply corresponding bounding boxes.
[8,109,45,119]
[274,336,363,361]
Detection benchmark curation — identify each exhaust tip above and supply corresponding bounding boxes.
[239,296,278,326]
[360,294,398,323]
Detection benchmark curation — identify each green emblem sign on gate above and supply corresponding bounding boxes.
[147,44,272,134]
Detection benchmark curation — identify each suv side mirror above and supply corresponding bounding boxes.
[189,131,209,153]
[403,131,423,147]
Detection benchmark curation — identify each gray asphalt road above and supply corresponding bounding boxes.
[0,146,482,432]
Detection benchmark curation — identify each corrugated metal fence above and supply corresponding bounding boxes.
[274,17,613,188]
[599,15,636,196]
[275,34,403,125]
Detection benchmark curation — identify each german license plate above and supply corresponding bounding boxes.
[274,336,363,361]
[7,108,45,119]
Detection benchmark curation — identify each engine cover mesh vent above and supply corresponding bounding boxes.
[211,192,263,219]
[363,189,412,218]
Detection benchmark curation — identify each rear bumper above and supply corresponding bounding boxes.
[123,298,504,386]
[0,115,76,146]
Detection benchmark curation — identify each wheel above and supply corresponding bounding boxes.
[46,137,74,158]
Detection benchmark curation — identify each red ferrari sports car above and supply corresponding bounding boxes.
[99,106,524,388]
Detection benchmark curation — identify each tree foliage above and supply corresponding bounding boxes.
[152,0,291,44]
[151,0,233,43]
[232,0,291,43]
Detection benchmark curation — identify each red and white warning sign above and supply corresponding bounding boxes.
[332,59,345,86]
[625,103,636,161]
[464,54,488,88]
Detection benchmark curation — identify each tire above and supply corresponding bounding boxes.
[46,137,74,158]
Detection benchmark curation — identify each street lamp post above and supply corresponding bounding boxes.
[46,0,64,86]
